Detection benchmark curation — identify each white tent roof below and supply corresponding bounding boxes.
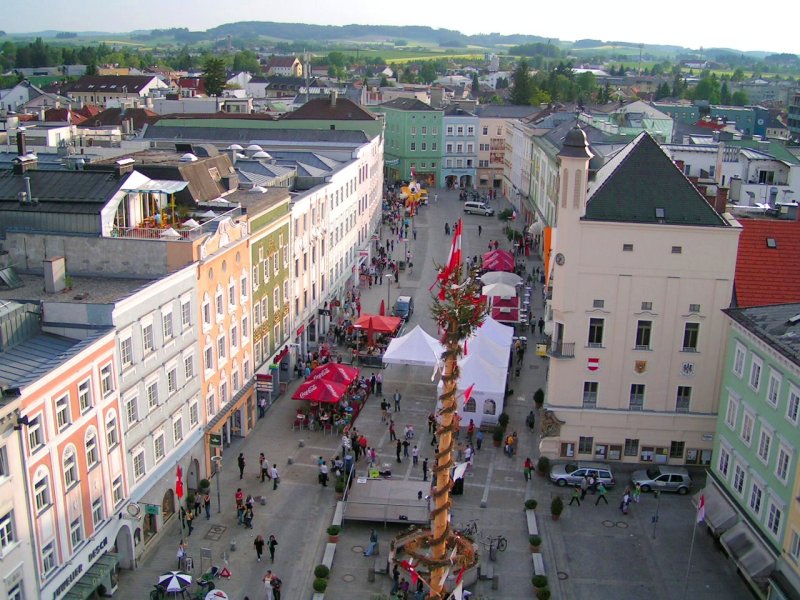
[481,271,522,286]
[468,334,510,369]
[457,353,506,395]
[475,317,515,347]
[383,325,445,367]
[482,282,517,297]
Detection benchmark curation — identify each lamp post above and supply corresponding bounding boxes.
[211,455,222,514]
[385,272,392,310]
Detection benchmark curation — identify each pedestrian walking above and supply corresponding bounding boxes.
[430,432,437,447]
[272,573,282,600]
[341,434,351,457]
[243,507,253,529]
[393,390,402,412]
[427,412,436,434]
[402,439,410,457]
[176,541,186,569]
[186,509,194,535]
[580,476,589,501]
[204,492,211,519]
[475,429,483,450]
[569,486,581,506]
[620,488,632,514]
[434,193,438,203]
[538,317,545,335]
[389,420,397,441]
[633,482,641,503]
[391,563,400,595]
[263,571,275,600]
[260,452,268,483]
[238,453,246,479]
[523,457,533,481]
[271,464,279,490]
[478,225,482,236]
[268,534,278,562]
[376,372,383,395]
[319,462,329,486]
[444,223,450,236]
[254,535,265,561]
[466,419,475,441]
[364,529,379,556]
[412,445,419,465]
[422,458,429,481]
[396,439,402,463]
[595,482,609,506]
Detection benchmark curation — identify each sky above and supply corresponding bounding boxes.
[4,0,798,55]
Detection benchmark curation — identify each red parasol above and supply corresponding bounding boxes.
[292,379,348,403]
[307,363,359,385]
[379,299,386,316]
[354,314,402,344]
[482,249,515,272]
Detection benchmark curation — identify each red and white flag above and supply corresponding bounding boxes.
[433,219,463,299]
[175,465,184,500]
[697,494,705,523]
[463,384,475,408]
[587,357,599,372]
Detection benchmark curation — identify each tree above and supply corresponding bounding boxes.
[654,81,671,101]
[720,81,731,105]
[471,72,480,95]
[730,91,749,106]
[510,59,534,105]
[379,75,390,87]
[202,57,226,96]
[233,50,261,74]
[692,75,721,104]
[418,61,437,84]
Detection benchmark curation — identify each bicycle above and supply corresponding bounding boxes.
[453,519,479,537]
[478,533,508,561]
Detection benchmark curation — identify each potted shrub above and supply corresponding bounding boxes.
[498,412,510,429]
[492,425,504,447]
[524,499,538,510]
[533,388,545,408]
[335,478,346,499]
[536,456,551,477]
[537,588,551,600]
[327,524,341,542]
[551,496,564,521]
[314,565,330,579]
[198,479,211,493]
[313,578,328,593]
[529,535,542,551]
[532,575,548,590]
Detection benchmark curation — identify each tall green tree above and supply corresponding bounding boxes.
[510,59,534,105]
[471,72,480,94]
[720,81,731,105]
[233,50,261,74]
[202,57,226,96]
[418,61,437,84]
[730,91,749,106]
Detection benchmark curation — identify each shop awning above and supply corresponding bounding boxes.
[770,562,800,600]
[63,553,119,600]
[694,485,737,535]
[721,522,776,583]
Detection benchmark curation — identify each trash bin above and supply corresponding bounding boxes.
[230,539,237,552]
[399,261,406,271]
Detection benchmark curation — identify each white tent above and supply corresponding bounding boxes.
[481,271,523,286]
[383,325,445,367]
[468,333,510,369]
[481,282,518,297]
[476,317,515,347]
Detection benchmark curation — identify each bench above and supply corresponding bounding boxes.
[332,501,345,528]
[526,510,539,536]
[532,552,545,576]
[322,543,337,569]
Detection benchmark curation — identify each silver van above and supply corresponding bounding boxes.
[463,201,494,216]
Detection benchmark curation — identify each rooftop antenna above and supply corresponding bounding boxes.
[304,49,310,104]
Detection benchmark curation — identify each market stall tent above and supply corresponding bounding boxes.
[383,325,445,367]
[437,353,507,427]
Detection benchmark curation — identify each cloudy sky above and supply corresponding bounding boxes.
[5,0,798,55]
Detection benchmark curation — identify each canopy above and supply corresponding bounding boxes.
[482,282,517,297]
[354,314,402,333]
[481,271,522,286]
[491,296,520,308]
[158,571,192,593]
[383,325,445,367]
[482,249,515,272]
[307,363,359,385]
[292,379,348,403]
[458,354,506,395]
[476,317,515,346]
[492,306,521,323]
[468,333,510,369]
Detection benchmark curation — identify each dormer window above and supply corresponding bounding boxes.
[655,207,665,220]
[766,238,777,248]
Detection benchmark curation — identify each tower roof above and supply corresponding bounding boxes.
[557,126,593,159]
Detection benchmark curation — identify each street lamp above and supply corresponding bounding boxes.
[210,455,222,514]
[385,272,393,310]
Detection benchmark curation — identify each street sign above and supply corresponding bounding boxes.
[209,433,222,447]
[145,504,160,515]
[256,373,273,392]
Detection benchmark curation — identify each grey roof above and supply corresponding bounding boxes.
[0,332,95,390]
[723,303,800,368]
[236,161,296,186]
[475,105,540,119]
[143,125,368,145]
[379,98,439,112]
[584,132,729,227]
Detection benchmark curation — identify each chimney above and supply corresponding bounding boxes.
[329,90,337,108]
[43,256,67,293]
[115,157,135,178]
[713,186,729,214]
[16,127,27,157]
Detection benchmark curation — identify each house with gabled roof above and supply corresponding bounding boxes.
[264,56,303,78]
[541,129,741,466]
[65,75,168,107]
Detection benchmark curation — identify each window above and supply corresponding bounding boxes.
[446,126,453,135]
[70,516,83,548]
[181,298,191,328]
[421,142,427,151]
[671,245,682,254]
[676,386,691,412]
[142,323,154,353]
[757,427,772,463]
[42,541,56,575]
[629,384,645,410]
[689,303,701,313]
[741,411,755,445]
[206,391,216,418]
[767,501,782,537]
[204,344,213,372]
[717,446,730,477]
[241,275,248,299]
[682,323,699,352]
[231,324,238,349]
[733,342,746,377]
[776,445,791,483]
[635,320,652,349]
[190,399,199,427]
[106,413,118,448]
[154,433,165,463]
[790,531,800,561]
[725,394,739,429]
[173,415,183,444]
[749,481,764,516]
[582,382,598,408]
[767,371,781,408]
[410,142,416,151]
[588,318,604,346]
[92,497,104,526]
[624,438,639,456]
[216,291,224,316]
[184,354,194,380]
[126,395,138,425]
[623,243,634,251]
[0,446,7,478]
[228,283,235,307]
[641,301,652,311]
[264,260,271,282]
[162,311,173,340]
[202,298,211,325]
[34,474,50,511]
[669,441,685,459]
[483,126,488,135]
[147,381,159,410]
[252,266,259,289]
[63,449,78,488]
[167,367,177,394]
[788,385,800,425]
[55,394,70,429]
[79,379,92,411]
[578,436,593,454]
[749,355,763,391]
[733,463,746,495]
[242,315,249,339]
[217,335,227,361]
[432,142,437,151]
[100,364,113,396]
[28,416,43,452]
[133,449,146,480]
[120,337,133,367]
[593,299,605,308]
[112,476,123,505]
[86,431,98,467]
[0,511,15,552]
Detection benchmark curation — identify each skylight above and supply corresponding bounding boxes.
[766,238,777,248]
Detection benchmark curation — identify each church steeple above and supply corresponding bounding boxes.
[557,126,593,220]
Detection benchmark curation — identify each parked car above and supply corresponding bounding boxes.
[549,462,616,488]
[631,466,692,494]
[463,201,495,216]
[392,295,414,321]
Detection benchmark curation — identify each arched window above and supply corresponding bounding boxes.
[483,399,497,415]
[464,398,476,413]
[63,446,78,488]
[106,411,119,448]
[33,467,51,512]
[85,428,99,467]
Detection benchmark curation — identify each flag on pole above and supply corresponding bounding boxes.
[463,384,475,409]
[175,465,184,500]
[697,494,705,523]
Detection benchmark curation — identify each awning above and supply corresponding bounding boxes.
[694,485,737,535]
[721,522,776,583]
[63,553,119,600]
[125,180,189,194]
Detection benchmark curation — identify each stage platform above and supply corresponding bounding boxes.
[343,477,431,525]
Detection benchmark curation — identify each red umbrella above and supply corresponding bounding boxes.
[292,379,348,403]
[482,249,515,272]
[308,363,359,385]
[354,314,402,344]
[379,299,386,316]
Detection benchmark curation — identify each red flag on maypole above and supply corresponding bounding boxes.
[431,219,464,299]
[175,465,184,500]
[463,384,475,409]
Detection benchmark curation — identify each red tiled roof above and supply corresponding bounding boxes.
[44,108,87,125]
[267,56,299,68]
[77,104,102,118]
[735,218,800,307]
[178,77,206,93]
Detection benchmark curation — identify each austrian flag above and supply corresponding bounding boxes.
[587,357,599,372]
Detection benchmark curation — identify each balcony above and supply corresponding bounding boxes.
[548,341,575,358]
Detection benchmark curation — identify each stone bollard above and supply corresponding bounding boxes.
[298,439,305,448]
[287,456,294,465]
[230,539,236,552]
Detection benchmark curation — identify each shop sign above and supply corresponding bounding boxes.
[209,433,222,447]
